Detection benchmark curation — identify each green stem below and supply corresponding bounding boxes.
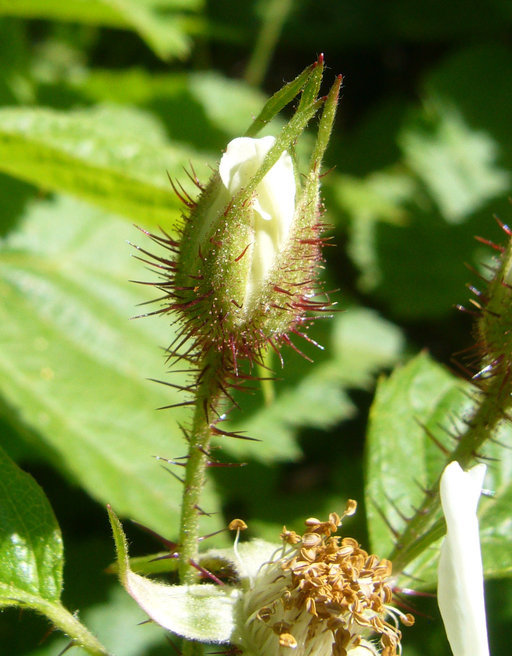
[258,347,275,405]
[177,352,226,656]
[244,0,293,87]
[390,373,507,574]
[178,351,224,584]
[14,593,108,655]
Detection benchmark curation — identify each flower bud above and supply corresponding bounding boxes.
[176,134,299,339]
[171,135,325,370]
[140,68,341,376]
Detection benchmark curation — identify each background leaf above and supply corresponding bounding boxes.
[0,194,220,537]
[0,0,202,61]
[0,105,212,227]
[1,2,512,653]
[400,99,510,224]
[223,307,405,462]
[365,352,512,588]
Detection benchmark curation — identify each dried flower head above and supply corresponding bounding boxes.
[109,502,413,656]
[239,502,413,656]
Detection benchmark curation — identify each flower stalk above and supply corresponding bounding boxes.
[177,350,224,585]
[134,58,342,609]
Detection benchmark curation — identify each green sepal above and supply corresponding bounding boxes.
[244,57,322,138]
[108,506,239,643]
[309,75,343,171]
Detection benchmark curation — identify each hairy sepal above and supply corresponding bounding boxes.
[108,506,239,643]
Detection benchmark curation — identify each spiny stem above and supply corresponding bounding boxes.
[177,352,226,656]
[178,350,224,585]
[390,372,508,574]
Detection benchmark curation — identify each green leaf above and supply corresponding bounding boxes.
[0,0,202,61]
[400,99,510,224]
[0,443,62,604]
[365,351,512,588]
[333,171,416,291]
[100,0,195,61]
[0,105,213,227]
[62,69,270,153]
[330,307,405,389]
[365,352,461,560]
[108,507,237,643]
[474,430,512,581]
[0,444,109,654]
[0,194,221,537]
[423,44,512,168]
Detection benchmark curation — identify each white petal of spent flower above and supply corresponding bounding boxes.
[438,461,490,656]
[219,136,296,306]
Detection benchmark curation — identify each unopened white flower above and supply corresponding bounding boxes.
[218,136,296,309]
[437,461,489,656]
[147,64,340,370]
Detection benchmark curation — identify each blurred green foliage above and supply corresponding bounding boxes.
[0,1,511,654]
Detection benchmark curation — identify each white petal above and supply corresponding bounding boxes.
[437,461,489,656]
[219,136,295,242]
[202,540,282,585]
[218,136,296,306]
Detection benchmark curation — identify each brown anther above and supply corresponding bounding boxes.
[305,517,322,528]
[300,547,318,562]
[328,512,342,529]
[272,620,292,635]
[344,499,358,517]
[302,532,322,548]
[402,613,415,626]
[228,518,248,531]
[304,514,340,536]
[259,513,411,655]
[337,545,355,557]
[305,597,317,616]
[256,606,274,622]
[279,633,298,649]
[281,527,301,544]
